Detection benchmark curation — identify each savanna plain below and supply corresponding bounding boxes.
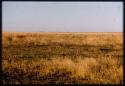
[2,32,123,84]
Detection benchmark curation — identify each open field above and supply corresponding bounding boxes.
[2,32,123,84]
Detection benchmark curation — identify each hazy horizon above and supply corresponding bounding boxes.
[2,2,123,32]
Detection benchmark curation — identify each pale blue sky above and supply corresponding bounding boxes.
[2,2,123,32]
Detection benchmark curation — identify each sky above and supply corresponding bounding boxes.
[2,2,123,32]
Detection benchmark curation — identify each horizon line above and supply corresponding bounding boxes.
[2,31,123,33]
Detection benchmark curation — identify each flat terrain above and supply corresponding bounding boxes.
[2,32,123,84]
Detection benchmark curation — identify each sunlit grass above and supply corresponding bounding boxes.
[2,32,123,84]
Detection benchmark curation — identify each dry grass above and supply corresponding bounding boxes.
[2,32,123,84]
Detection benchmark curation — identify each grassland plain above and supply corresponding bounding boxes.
[2,32,123,84]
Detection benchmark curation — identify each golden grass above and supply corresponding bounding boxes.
[2,32,123,84]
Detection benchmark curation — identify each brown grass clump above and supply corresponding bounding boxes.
[2,56,123,84]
